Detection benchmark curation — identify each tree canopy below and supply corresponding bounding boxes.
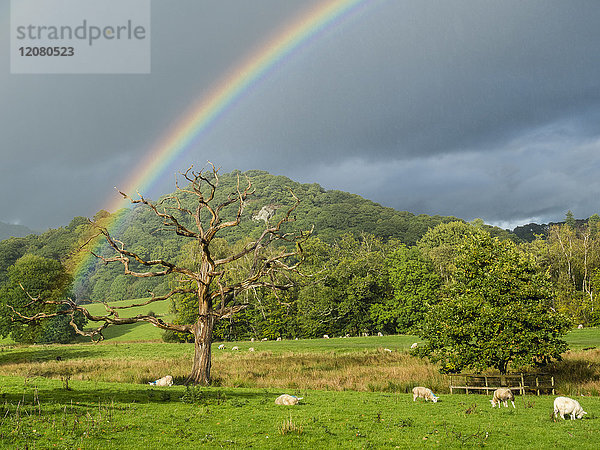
[416,233,571,374]
[0,254,84,344]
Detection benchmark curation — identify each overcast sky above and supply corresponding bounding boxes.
[2,0,600,231]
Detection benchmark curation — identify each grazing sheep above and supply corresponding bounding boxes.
[276,337,282,341]
[149,375,173,387]
[275,394,303,405]
[553,396,587,420]
[490,388,515,408]
[231,346,239,351]
[323,334,330,339]
[249,347,255,352]
[410,342,418,349]
[384,348,392,353]
[412,386,438,403]
[218,344,225,350]
[262,338,268,341]
[377,332,383,336]
[578,324,584,329]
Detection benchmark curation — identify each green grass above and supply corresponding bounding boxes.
[563,327,600,351]
[1,329,600,447]
[80,298,173,342]
[0,375,598,449]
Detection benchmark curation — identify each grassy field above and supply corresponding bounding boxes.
[0,375,599,449]
[80,299,173,342]
[1,328,600,447]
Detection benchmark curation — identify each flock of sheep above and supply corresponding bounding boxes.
[149,337,588,422]
[147,375,588,421]
[411,386,587,420]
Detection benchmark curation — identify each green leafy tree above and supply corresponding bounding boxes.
[417,232,570,374]
[417,221,487,282]
[565,210,576,228]
[296,234,391,337]
[371,245,441,334]
[545,221,600,323]
[0,254,84,343]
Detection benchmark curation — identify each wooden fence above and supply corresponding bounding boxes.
[449,373,554,396]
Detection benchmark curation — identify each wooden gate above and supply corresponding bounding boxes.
[449,373,554,395]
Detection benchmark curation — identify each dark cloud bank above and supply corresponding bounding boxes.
[1,0,600,230]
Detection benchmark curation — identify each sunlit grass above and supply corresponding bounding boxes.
[1,375,599,449]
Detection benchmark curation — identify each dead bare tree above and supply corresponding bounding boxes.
[10,164,310,385]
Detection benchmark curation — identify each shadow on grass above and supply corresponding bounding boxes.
[0,381,269,410]
[0,347,96,364]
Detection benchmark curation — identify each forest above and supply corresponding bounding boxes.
[0,171,598,354]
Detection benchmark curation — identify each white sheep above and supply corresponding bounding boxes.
[384,348,393,353]
[553,396,587,420]
[251,338,255,342]
[261,338,268,341]
[276,337,282,341]
[377,332,383,336]
[231,346,239,351]
[218,344,225,350]
[578,324,584,329]
[490,388,515,408]
[323,334,330,339]
[149,375,173,387]
[410,342,418,349]
[275,394,303,405]
[412,386,438,403]
[249,347,255,352]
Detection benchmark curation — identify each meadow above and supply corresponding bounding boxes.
[1,322,600,448]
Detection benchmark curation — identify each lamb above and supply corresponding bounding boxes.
[231,346,239,351]
[323,334,330,339]
[249,347,255,352]
[553,396,587,420]
[275,394,303,405]
[377,332,384,336]
[412,386,438,403]
[149,375,173,387]
[218,344,225,350]
[490,388,515,408]
[410,342,418,349]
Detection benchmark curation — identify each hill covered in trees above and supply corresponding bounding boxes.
[0,170,516,304]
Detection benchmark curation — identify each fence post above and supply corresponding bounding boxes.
[520,373,525,395]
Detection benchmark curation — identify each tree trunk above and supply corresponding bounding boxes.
[188,313,216,385]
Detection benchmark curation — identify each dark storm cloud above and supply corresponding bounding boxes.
[1,0,600,230]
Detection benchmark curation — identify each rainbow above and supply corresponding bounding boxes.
[72,0,376,284]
